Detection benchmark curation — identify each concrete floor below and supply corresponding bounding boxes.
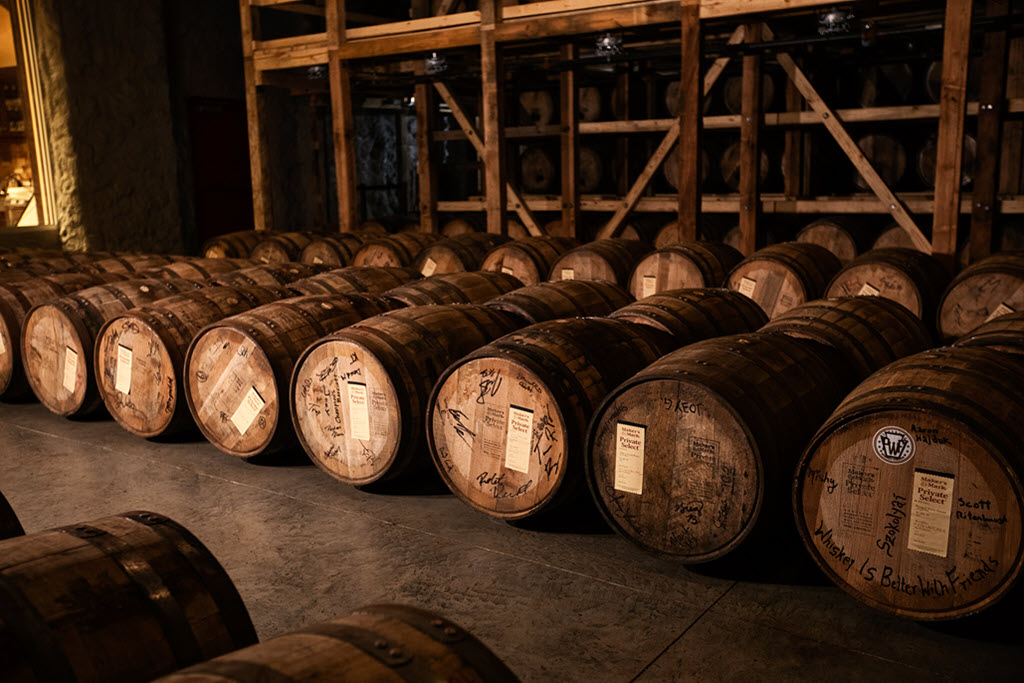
[1,402,1021,682]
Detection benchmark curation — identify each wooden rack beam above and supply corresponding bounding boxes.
[738,22,762,255]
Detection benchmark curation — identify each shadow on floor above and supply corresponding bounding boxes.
[921,588,1024,645]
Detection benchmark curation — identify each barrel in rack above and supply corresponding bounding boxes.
[292,305,523,485]
[794,347,1024,620]
[627,242,743,298]
[872,223,917,251]
[608,289,768,344]
[720,141,769,192]
[825,248,951,322]
[249,231,317,264]
[201,231,263,259]
[21,279,205,417]
[0,489,22,539]
[352,232,442,268]
[795,217,872,264]
[854,133,907,191]
[185,294,393,459]
[382,271,523,307]
[485,280,634,324]
[286,266,420,296]
[761,297,933,381]
[427,318,673,520]
[0,511,257,682]
[937,252,1024,342]
[726,242,842,318]
[153,604,519,683]
[95,286,289,438]
[480,236,579,286]
[411,233,509,276]
[917,133,977,188]
[548,239,652,286]
[586,333,852,562]
[0,272,128,399]
[298,233,368,266]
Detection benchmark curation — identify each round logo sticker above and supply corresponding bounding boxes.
[873,426,916,465]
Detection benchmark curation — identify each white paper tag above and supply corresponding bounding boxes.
[501,266,515,275]
[985,302,1015,322]
[857,282,880,296]
[229,386,265,435]
[642,275,658,299]
[0,331,6,355]
[560,268,575,281]
[259,256,270,263]
[738,277,757,298]
[312,256,323,265]
[505,405,534,473]
[421,257,438,277]
[347,382,371,441]
[62,347,78,392]
[907,470,955,557]
[614,422,646,495]
[115,345,133,395]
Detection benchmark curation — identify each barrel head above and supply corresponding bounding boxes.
[827,263,923,318]
[22,305,91,415]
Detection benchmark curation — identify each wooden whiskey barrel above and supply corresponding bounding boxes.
[519,89,555,125]
[440,217,480,237]
[140,258,253,282]
[95,285,290,438]
[249,231,317,264]
[21,278,205,417]
[627,242,743,299]
[795,216,872,264]
[292,305,523,485]
[185,294,392,458]
[77,254,189,276]
[412,233,509,276]
[586,332,853,562]
[206,263,322,288]
[720,141,769,192]
[722,73,775,115]
[953,310,1024,354]
[794,347,1024,620]
[548,239,653,286]
[298,233,368,266]
[918,133,977,188]
[0,511,257,682]
[726,242,843,319]
[427,318,673,519]
[152,604,518,683]
[0,272,128,400]
[0,489,22,539]
[872,223,917,251]
[352,232,442,268]
[287,267,420,296]
[382,271,523,307]
[761,297,933,381]
[480,236,579,286]
[937,252,1024,342]
[486,279,633,324]
[825,248,951,321]
[664,80,713,117]
[578,85,602,121]
[520,146,556,194]
[608,288,768,344]
[854,63,915,107]
[201,231,263,259]
[854,134,907,191]
[662,144,710,191]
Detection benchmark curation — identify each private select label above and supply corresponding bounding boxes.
[907,469,955,557]
[501,266,515,276]
[560,269,575,281]
[642,275,658,299]
[986,302,1015,322]
[230,386,265,435]
[421,258,438,277]
[62,347,78,393]
[347,382,371,441]
[738,277,757,298]
[614,422,646,495]
[857,282,880,296]
[115,345,133,395]
[505,405,534,474]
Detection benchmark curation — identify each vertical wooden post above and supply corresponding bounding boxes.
[327,0,359,232]
[931,0,974,268]
[239,1,273,231]
[999,36,1024,196]
[738,23,762,256]
[614,69,631,196]
[480,0,507,235]
[969,0,1009,262]
[676,0,703,243]
[783,68,803,198]
[560,43,580,238]
[415,64,439,233]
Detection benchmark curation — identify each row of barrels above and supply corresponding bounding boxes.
[0,499,516,682]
